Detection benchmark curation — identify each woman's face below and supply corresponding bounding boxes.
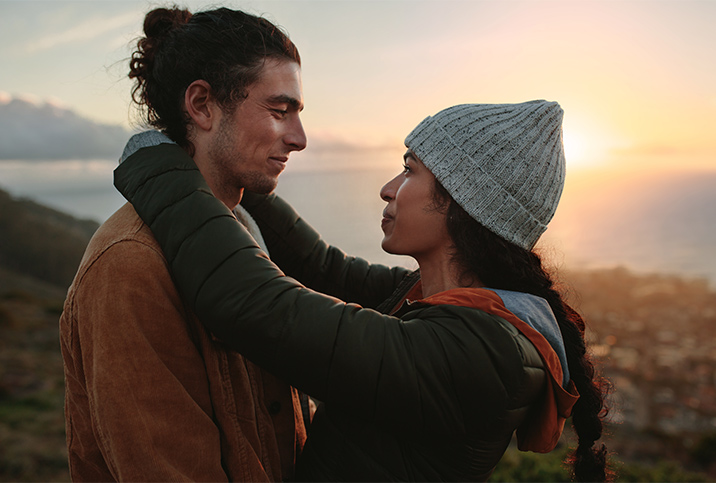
[379,151,452,261]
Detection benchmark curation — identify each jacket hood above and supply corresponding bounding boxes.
[487,288,570,386]
[417,287,580,453]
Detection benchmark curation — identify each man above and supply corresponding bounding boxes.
[60,7,307,481]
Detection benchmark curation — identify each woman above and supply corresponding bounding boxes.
[115,101,609,481]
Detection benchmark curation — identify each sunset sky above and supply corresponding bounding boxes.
[2,0,714,174]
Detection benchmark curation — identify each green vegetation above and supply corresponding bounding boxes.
[0,188,98,288]
[490,442,711,482]
[0,291,69,482]
[491,446,573,482]
[0,189,84,480]
[691,432,716,468]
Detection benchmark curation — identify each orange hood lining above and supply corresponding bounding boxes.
[410,286,580,453]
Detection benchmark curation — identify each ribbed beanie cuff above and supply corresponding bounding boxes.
[405,101,565,250]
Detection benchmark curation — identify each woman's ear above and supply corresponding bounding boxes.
[184,80,218,132]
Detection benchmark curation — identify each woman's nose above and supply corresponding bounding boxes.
[380,174,401,202]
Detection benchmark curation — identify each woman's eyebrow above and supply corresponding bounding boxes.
[403,150,420,164]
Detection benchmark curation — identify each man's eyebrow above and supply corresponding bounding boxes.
[268,94,304,111]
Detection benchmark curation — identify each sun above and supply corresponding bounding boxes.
[562,130,589,166]
[560,114,618,169]
[561,123,612,169]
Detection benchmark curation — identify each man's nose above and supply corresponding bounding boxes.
[285,117,307,151]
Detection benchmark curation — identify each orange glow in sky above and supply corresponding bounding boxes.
[0,0,714,283]
[1,0,714,173]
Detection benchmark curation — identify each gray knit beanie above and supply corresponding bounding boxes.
[405,100,566,250]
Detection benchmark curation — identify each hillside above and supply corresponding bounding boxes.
[0,189,98,480]
[0,193,715,481]
[0,187,99,293]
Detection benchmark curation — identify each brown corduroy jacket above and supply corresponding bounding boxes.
[59,203,306,482]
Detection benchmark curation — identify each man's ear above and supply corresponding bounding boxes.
[184,80,218,132]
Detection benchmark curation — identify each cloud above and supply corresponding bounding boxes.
[0,95,131,161]
[609,144,716,161]
[24,12,138,54]
[0,94,401,165]
[303,133,399,155]
[287,132,404,172]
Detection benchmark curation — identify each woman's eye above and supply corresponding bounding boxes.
[402,163,411,173]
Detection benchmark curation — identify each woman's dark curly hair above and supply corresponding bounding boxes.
[432,180,612,482]
[128,6,300,153]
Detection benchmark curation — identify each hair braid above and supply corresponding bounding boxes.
[434,181,612,481]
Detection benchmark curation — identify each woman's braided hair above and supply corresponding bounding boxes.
[433,180,612,482]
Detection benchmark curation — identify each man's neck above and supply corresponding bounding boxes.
[192,149,243,210]
[209,183,243,211]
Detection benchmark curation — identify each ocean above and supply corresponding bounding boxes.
[1,159,715,285]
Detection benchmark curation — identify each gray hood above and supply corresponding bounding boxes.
[489,289,570,386]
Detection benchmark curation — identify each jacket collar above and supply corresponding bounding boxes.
[398,286,580,453]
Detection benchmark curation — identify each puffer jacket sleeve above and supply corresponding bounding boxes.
[114,144,522,436]
[240,191,411,308]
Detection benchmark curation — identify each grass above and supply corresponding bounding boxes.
[0,292,70,482]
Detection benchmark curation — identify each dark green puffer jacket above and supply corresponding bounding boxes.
[239,189,417,314]
[115,144,552,482]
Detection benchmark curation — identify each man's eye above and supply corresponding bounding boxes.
[273,109,288,116]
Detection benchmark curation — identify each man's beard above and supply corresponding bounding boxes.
[208,118,278,196]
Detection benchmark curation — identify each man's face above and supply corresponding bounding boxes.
[207,58,306,204]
